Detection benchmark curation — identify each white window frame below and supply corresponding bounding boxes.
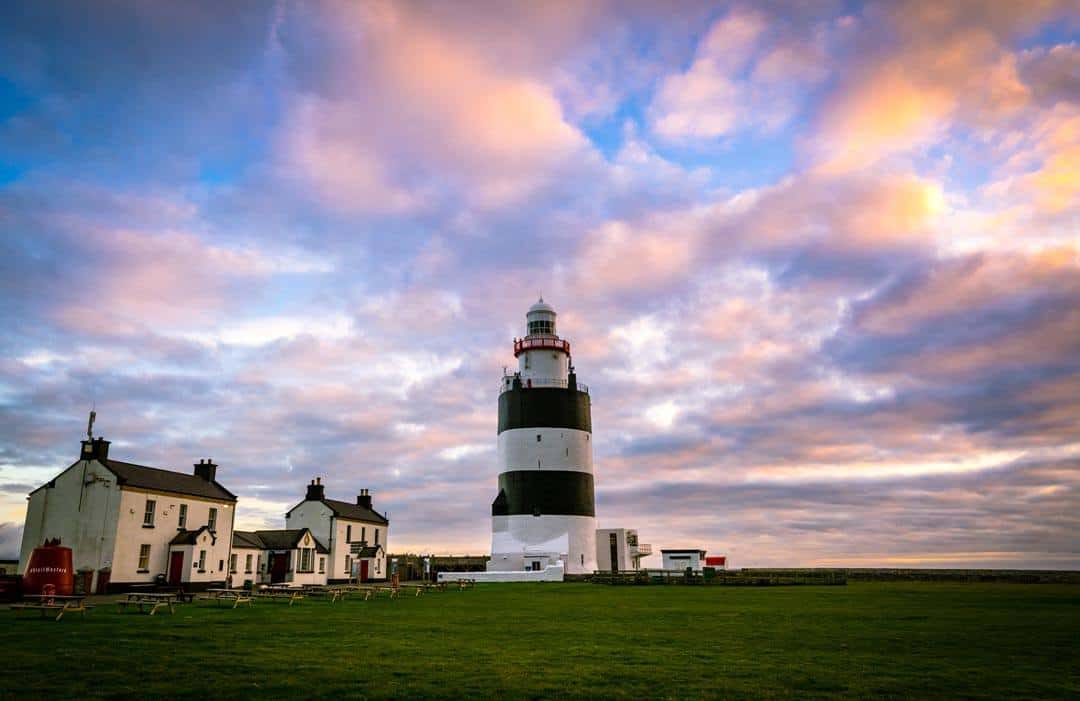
[143,500,156,527]
[207,507,218,531]
[138,544,151,571]
[178,503,187,529]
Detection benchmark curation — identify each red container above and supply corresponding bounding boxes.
[23,538,74,596]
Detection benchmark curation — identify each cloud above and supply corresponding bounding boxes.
[807,0,1071,173]
[279,1,594,212]
[649,7,831,141]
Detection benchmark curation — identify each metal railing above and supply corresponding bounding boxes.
[513,336,571,357]
[499,376,589,394]
[631,544,652,556]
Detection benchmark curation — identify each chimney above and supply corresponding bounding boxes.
[193,458,217,482]
[356,488,372,509]
[80,437,111,462]
[306,477,325,502]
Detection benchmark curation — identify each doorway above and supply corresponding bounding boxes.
[609,533,619,572]
[271,553,288,583]
[168,551,184,586]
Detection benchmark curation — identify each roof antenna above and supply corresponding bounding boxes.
[87,408,97,441]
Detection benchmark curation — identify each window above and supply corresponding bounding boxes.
[361,527,366,543]
[143,500,156,527]
[197,550,206,572]
[138,544,151,571]
[299,548,313,573]
[374,528,379,546]
[178,504,187,529]
[345,556,351,576]
[245,554,253,573]
[346,525,352,543]
[318,557,325,574]
[230,554,238,573]
[532,561,541,571]
[536,434,541,442]
[528,319,554,335]
[218,559,224,571]
[207,507,217,531]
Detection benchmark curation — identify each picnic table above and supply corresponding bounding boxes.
[301,586,351,603]
[353,584,397,600]
[117,592,177,615]
[254,585,305,605]
[397,583,426,597]
[200,588,253,608]
[10,594,90,621]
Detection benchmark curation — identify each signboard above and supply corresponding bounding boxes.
[350,543,364,554]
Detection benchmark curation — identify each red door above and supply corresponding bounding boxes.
[271,554,288,583]
[168,551,185,586]
[360,560,369,583]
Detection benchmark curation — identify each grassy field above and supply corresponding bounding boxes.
[1,582,1077,700]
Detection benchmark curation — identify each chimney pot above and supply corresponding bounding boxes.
[306,479,325,502]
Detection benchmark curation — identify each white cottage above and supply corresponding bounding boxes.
[286,479,389,582]
[19,436,237,592]
[230,529,330,587]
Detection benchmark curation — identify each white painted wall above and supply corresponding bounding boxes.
[287,501,387,581]
[490,514,597,575]
[498,428,592,473]
[18,460,121,590]
[230,546,262,585]
[441,562,564,583]
[518,348,569,384]
[661,551,705,572]
[113,488,233,584]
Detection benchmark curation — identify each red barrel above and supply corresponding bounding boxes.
[23,538,74,596]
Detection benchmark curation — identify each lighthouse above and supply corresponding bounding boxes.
[489,298,598,576]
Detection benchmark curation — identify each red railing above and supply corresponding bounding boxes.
[513,336,570,357]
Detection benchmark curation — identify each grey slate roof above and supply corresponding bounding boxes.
[103,458,237,502]
[320,498,389,525]
[171,526,214,545]
[232,531,266,549]
[235,529,329,554]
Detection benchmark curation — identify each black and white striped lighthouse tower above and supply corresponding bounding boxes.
[489,298,597,575]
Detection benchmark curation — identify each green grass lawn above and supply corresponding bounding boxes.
[1,583,1077,700]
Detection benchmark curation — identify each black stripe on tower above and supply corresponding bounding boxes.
[498,385,591,434]
[491,470,595,517]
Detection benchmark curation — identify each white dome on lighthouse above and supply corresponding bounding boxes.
[525,297,557,337]
[528,297,555,315]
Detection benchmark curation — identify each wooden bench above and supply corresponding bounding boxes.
[118,593,176,615]
[398,584,425,597]
[253,590,304,605]
[11,597,91,621]
[200,589,254,608]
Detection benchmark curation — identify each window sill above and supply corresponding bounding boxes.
[197,570,206,573]
[244,570,252,574]
[136,569,149,574]
[142,524,155,529]
[297,570,314,574]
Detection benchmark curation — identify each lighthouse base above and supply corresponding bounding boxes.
[439,562,564,583]
[489,514,597,575]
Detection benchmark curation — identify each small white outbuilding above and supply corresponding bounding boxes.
[660,548,707,572]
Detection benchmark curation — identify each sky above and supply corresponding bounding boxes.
[1,1,1077,568]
